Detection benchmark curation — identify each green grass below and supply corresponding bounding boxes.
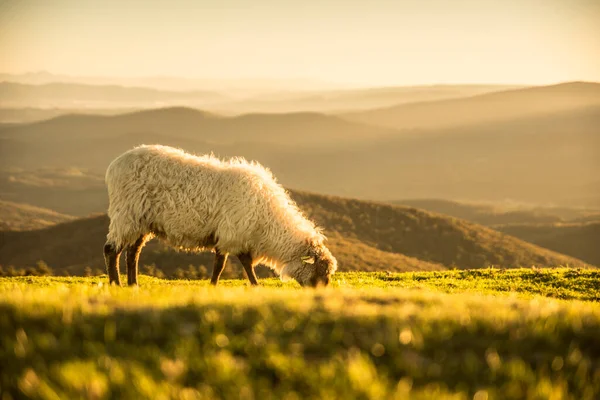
[1,269,600,399]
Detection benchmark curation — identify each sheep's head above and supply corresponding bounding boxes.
[283,242,337,287]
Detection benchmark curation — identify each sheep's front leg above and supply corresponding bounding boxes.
[210,248,228,286]
[237,252,258,286]
[103,242,123,285]
[126,236,146,286]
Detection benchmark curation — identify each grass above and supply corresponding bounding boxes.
[1,269,600,399]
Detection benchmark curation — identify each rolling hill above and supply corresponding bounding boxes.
[0,107,398,171]
[0,82,225,108]
[0,83,598,207]
[0,213,444,277]
[0,71,345,93]
[496,222,600,267]
[0,168,107,216]
[212,84,524,113]
[0,78,520,116]
[0,107,137,124]
[393,199,600,226]
[0,200,74,231]
[290,191,588,269]
[0,106,393,144]
[391,199,600,266]
[343,81,600,130]
[0,190,588,277]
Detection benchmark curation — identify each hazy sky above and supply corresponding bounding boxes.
[1,0,599,86]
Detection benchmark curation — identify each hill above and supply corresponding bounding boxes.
[0,81,225,108]
[2,271,599,399]
[0,77,521,114]
[0,190,588,276]
[0,85,522,123]
[394,199,600,226]
[0,200,74,231]
[0,107,136,124]
[392,199,600,266]
[322,106,600,206]
[0,106,392,145]
[0,107,397,171]
[1,97,598,207]
[0,71,345,93]
[497,222,600,267]
[213,84,523,113]
[0,213,443,276]
[290,191,588,269]
[343,81,600,130]
[0,168,107,216]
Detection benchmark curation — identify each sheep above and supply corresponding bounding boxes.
[103,144,337,287]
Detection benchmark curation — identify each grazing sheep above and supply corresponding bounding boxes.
[103,145,337,287]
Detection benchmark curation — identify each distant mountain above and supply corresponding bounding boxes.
[313,106,600,207]
[0,200,74,231]
[0,72,344,94]
[0,107,397,170]
[1,89,598,207]
[497,222,600,267]
[0,82,226,108]
[343,82,600,130]
[0,107,136,124]
[0,81,523,120]
[212,84,524,113]
[0,190,588,277]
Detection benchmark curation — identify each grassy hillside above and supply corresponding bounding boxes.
[0,168,106,216]
[0,200,74,231]
[390,199,600,266]
[497,222,600,267]
[394,199,600,226]
[2,270,600,399]
[291,191,588,269]
[0,213,444,276]
[0,190,588,276]
[344,81,600,130]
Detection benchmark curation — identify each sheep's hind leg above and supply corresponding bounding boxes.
[126,235,146,286]
[237,252,258,286]
[103,242,123,286]
[210,248,228,286]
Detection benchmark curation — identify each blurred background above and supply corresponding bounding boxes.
[0,0,599,277]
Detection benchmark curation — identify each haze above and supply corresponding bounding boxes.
[1,0,600,86]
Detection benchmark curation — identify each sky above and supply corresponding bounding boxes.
[1,0,600,86]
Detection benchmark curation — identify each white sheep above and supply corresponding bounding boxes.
[103,144,337,287]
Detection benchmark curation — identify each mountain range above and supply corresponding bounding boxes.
[1,82,598,206]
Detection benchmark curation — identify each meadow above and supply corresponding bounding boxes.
[2,268,599,399]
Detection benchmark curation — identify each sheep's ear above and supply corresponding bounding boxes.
[301,256,315,264]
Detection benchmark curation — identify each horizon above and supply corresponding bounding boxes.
[1,70,598,91]
[1,0,599,87]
